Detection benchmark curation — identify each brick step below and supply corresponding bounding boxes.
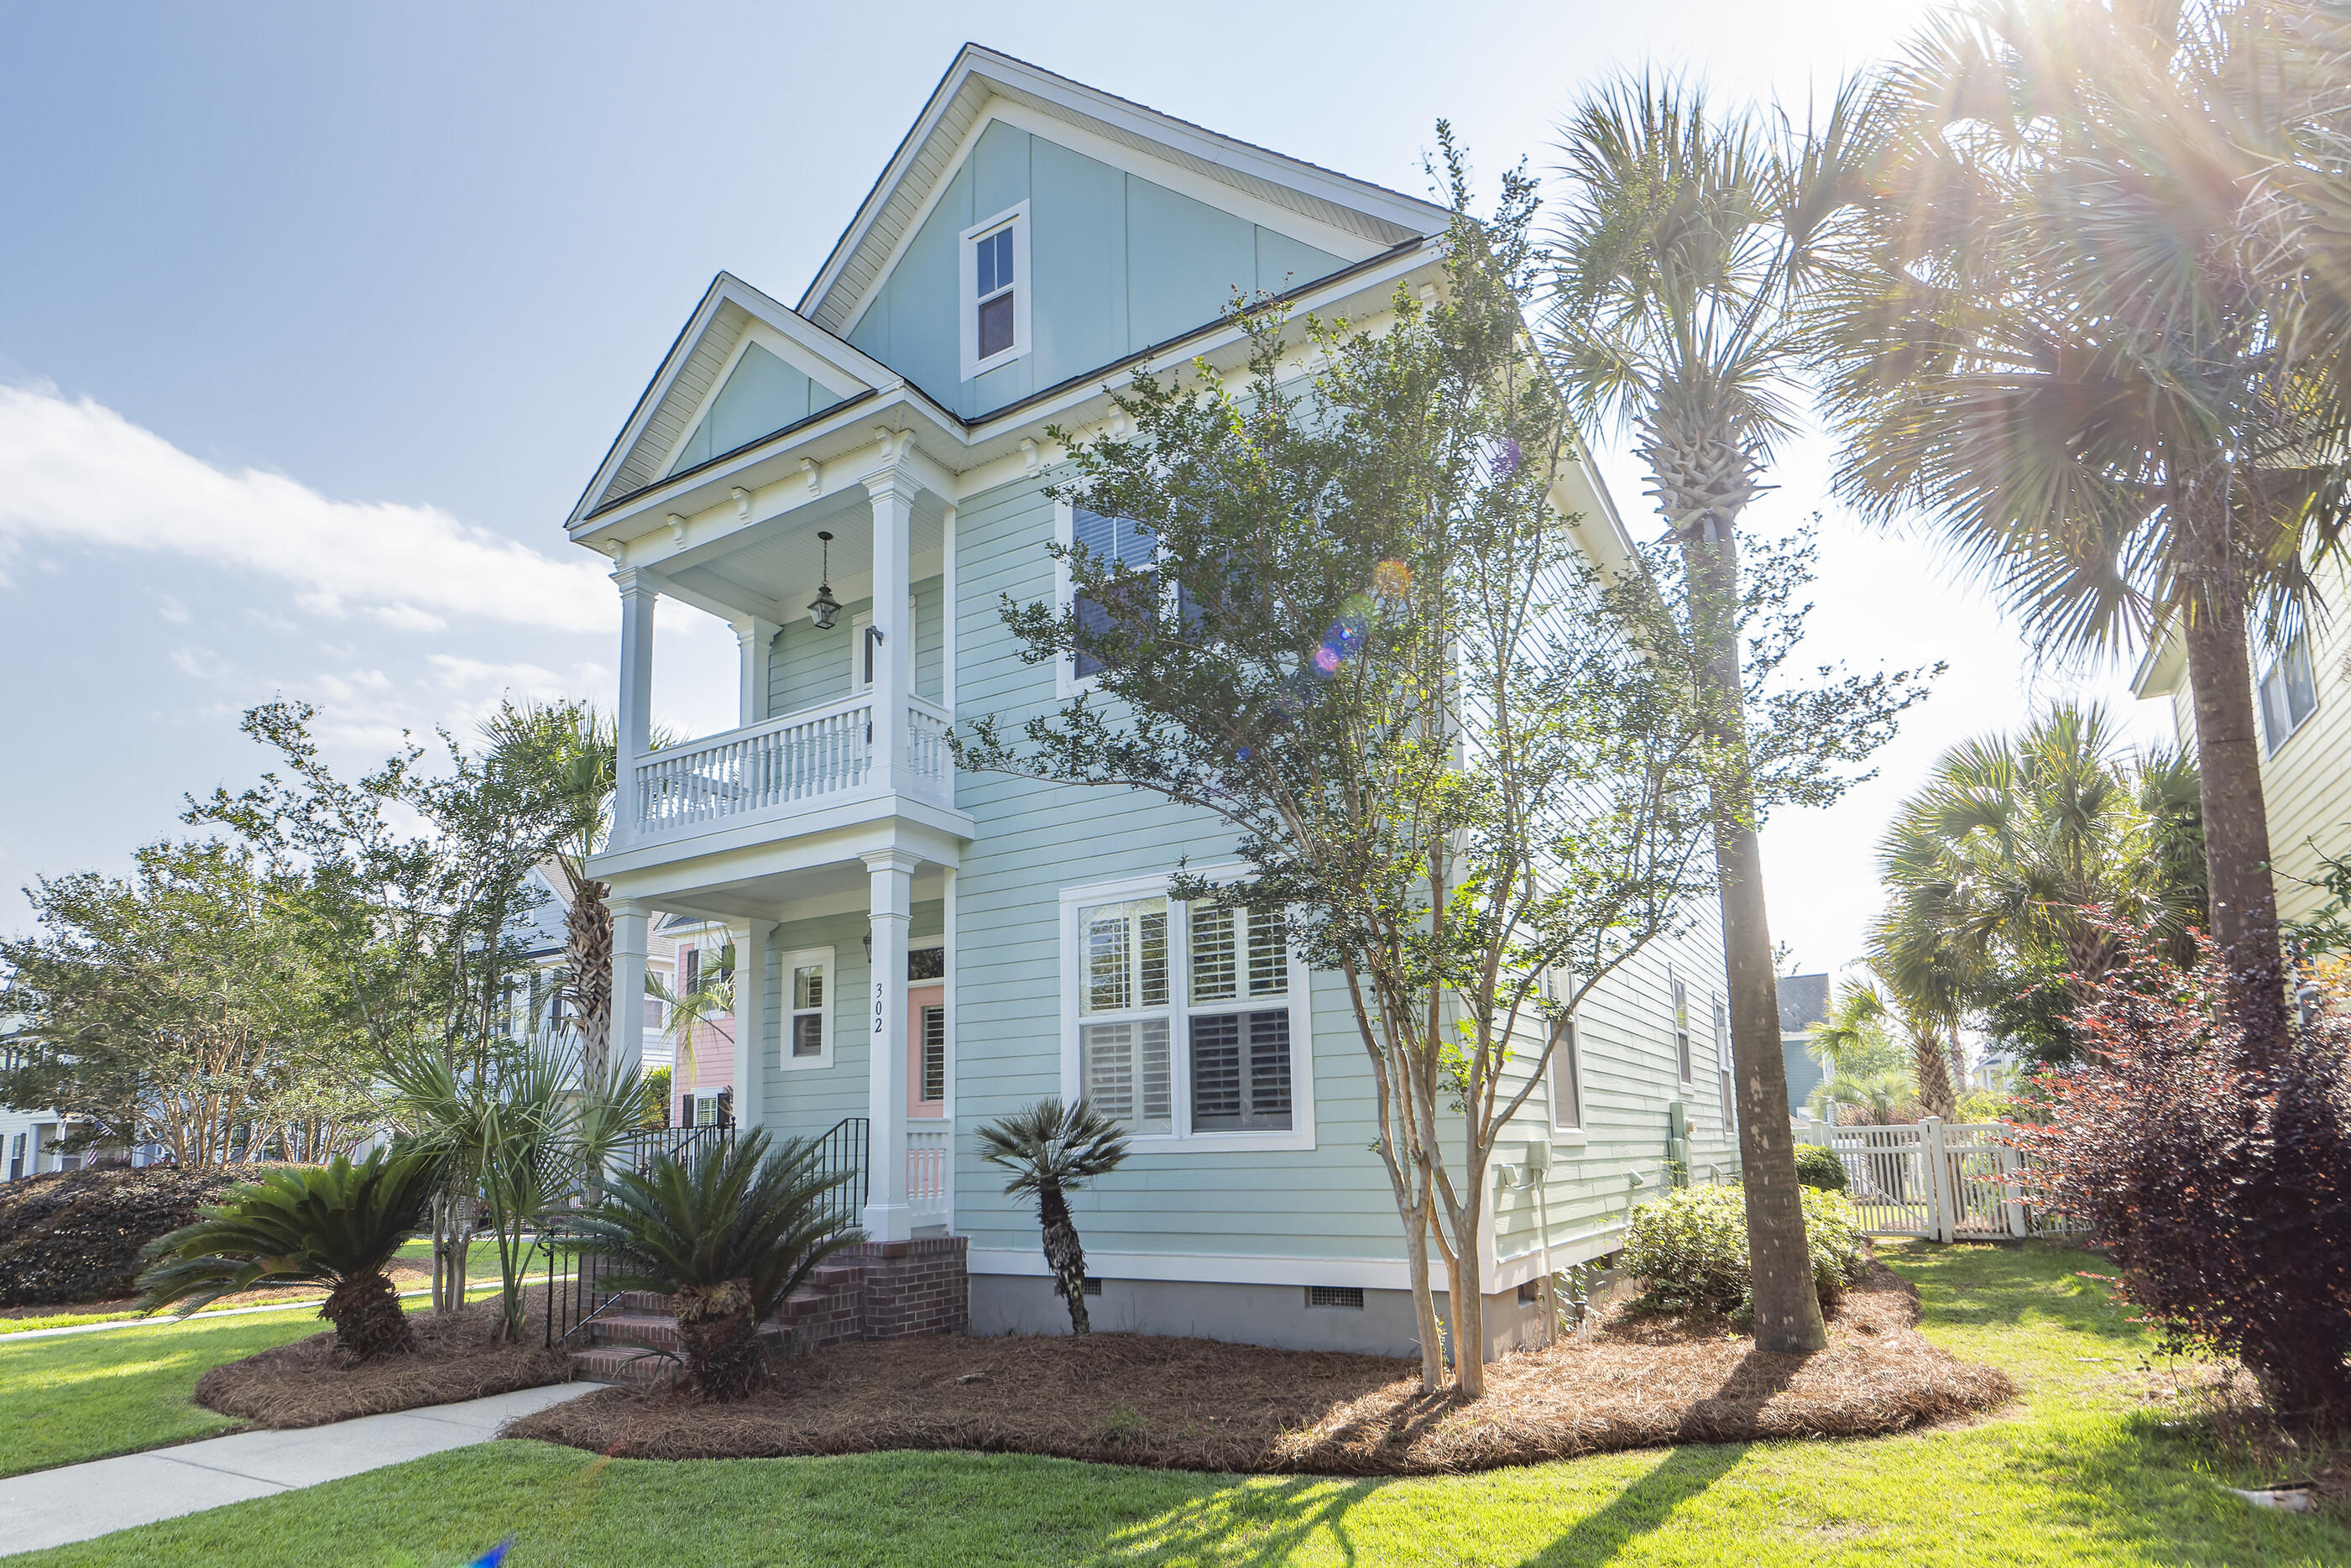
[588,1312,682,1351]
[569,1345,678,1384]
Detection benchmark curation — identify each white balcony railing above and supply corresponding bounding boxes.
[633,696,871,836]
[629,696,954,841]
[907,1122,953,1225]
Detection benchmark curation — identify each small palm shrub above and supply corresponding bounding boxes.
[567,1129,859,1400]
[1624,1184,1868,1322]
[1793,1143,1847,1193]
[137,1148,444,1358]
[977,1098,1128,1333]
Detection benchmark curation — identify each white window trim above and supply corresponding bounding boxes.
[1053,499,1090,700]
[959,201,1032,381]
[909,937,949,1112]
[2258,631,2320,755]
[849,598,917,693]
[1669,967,1694,1089]
[1548,1014,1586,1142]
[777,945,837,1073]
[1058,871,1318,1152]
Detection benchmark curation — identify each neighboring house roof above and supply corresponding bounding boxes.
[1777,972,1831,1037]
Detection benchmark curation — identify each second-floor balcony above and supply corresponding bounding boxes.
[630,693,953,844]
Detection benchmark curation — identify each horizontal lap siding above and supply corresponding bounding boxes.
[952,472,1403,1269]
[759,902,943,1144]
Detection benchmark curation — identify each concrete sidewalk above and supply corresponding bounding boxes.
[0,1381,601,1557]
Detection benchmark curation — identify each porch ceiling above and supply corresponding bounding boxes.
[653,860,952,926]
[661,489,949,620]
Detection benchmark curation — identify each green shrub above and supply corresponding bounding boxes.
[1793,1143,1848,1192]
[1623,1183,1868,1320]
[0,1164,292,1307]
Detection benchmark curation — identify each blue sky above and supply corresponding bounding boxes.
[0,0,2157,971]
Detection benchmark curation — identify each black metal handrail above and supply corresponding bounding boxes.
[614,1122,736,1180]
[814,1116,869,1239]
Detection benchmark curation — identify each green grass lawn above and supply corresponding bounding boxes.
[8,1242,2348,1565]
[0,1306,326,1479]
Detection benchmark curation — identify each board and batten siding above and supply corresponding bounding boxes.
[845,118,1347,422]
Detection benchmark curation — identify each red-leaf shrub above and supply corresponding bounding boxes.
[2013,929,2351,1424]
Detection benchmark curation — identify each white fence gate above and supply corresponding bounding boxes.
[1796,1118,2067,1241]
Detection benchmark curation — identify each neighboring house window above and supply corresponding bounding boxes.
[1066,881,1314,1146]
[1549,1016,1583,1132]
[781,948,835,1070]
[959,202,1030,379]
[2259,630,2319,754]
[1670,970,1693,1085]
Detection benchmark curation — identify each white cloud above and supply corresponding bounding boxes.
[0,384,614,634]
[150,590,191,625]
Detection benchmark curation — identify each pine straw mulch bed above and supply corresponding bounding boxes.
[0,1258,437,1321]
[193,1291,572,1429]
[504,1261,2013,1476]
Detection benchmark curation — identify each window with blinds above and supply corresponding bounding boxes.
[1187,902,1291,1132]
[919,1004,946,1103]
[1073,507,1159,679]
[791,961,825,1058]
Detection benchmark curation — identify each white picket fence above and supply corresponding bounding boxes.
[1795,1118,2075,1241]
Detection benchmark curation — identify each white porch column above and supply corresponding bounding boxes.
[864,458,917,796]
[733,616,776,728]
[611,897,650,1082]
[732,919,776,1132]
[862,848,919,1241]
[612,568,657,847]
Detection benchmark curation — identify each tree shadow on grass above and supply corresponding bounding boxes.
[1513,1442,1749,1566]
[1081,1473,1386,1568]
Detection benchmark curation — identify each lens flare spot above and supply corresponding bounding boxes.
[1374,560,1412,598]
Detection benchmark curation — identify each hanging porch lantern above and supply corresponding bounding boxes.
[807,531,842,630]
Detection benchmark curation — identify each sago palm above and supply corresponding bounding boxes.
[1810,0,2350,1061]
[138,1147,444,1358]
[1547,73,1870,1352]
[977,1098,1128,1334]
[568,1129,859,1400]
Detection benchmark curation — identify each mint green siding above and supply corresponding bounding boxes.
[842,124,1347,420]
[765,575,945,716]
[757,902,945,1142]
[666,342,848,475]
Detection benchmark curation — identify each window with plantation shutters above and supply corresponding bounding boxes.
[1079,897,1173,1134]
[1067,882,1309,1144]
[919,1004,946,1104]
[1073,507,1160,680]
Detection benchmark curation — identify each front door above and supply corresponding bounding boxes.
[908,984,945,1118]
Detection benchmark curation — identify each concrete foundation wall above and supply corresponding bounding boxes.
[970,1272,1554,1361]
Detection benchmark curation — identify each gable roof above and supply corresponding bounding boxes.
[798,44,1452,338]
[569,273,894,526]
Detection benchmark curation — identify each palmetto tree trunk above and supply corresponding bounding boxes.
[565,872,614,1080]
[1674,504,1830,1355]
[1037,1182,1090,1334]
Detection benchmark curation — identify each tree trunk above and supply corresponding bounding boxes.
[567,874,614,1082]
[322,1270,417,1359]
[1680,526,1830,1356]
[674,1278,764,1400]
[1910,1025,1957,1120]
[1038,1184,1090,1333]
[1403,1189,1445,1393]
[1450,1173,1488,1397]
[2181,595,2289,1064]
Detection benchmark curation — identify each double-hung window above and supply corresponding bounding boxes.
[1669,970,1693,1085]
[1077,897,1173,1133]
[1068,883,1311,1145]
[1186,904,1293,1132]
[781,947,834,1070]
[2259,630,2320,754]
[959,202,1030,379]
[1069,505,1160,682]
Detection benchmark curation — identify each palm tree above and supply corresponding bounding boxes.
[1810,1,2350,1063]
[1547,74,1868,1353]
[976,1098,1129,1334]
[645,940,734,1106]
[1807,975,1947,1118]
[138,1148,444,1358]
[568,1129,860,1400]
[1874,704,2207,1064]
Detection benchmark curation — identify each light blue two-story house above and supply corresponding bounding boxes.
[572,45,1738,1359]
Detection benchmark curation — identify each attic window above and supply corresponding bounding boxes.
[960,203,1030,379]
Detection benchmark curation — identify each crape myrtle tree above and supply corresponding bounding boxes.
[189,699,590,1309]
[959,141,1920,1392]
[1546,79,1930,1352]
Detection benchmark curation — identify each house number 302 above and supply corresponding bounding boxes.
[873,981,886,1035]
